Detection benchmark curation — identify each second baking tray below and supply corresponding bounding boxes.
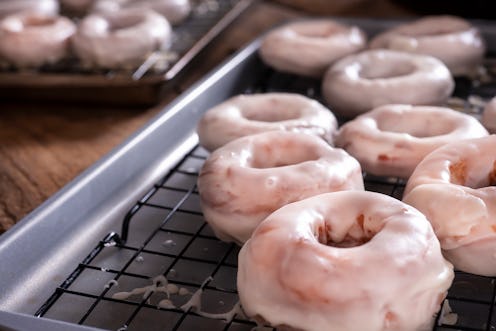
[1,17,496,331]
[0,0,253,106]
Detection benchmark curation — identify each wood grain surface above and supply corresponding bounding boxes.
[0,0,413,234]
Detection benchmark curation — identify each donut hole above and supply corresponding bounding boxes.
[24,16,57,27]
[107,13,144,31]
[376,112,456,137]
[316,214,376,248]
[291,22,343,38]
[450,159,496,188]
[398,24,467,37]
[249,142,321,168]
[242,107,301,122]
[360,62,416,79]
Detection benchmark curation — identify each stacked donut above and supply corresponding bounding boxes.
[0,0,191,69]
[196,16,496,331]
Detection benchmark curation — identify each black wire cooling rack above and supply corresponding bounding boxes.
[34,64,496,330]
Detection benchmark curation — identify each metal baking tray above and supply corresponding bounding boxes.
[0,0,253,106]
[1,17,496,331]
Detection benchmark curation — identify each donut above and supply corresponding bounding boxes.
[369,15,486,76]
[335,104,489,178]
[238,191,454,331]
[259,19,367,77]
[0,12,75,68]
[197,131,364,245]
[481,97,496,133]
[403,135,496,276]
[196,93,338,151]
[322,49,455,118]
[71,8,171,69]
[93,0,191,25]
[0,0,59,18]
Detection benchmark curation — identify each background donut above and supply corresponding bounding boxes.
[197,93,338,151]
[259,19,367,77]
[321,49,455,118]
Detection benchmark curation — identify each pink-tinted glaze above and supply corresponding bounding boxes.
[71,8,171,69]
[322,49,454,118]
[0,12,75,67]
[403,135,496,275]
[196,93,338,151]
[370,16,486,76]
[238,191,454,331]
[197,131,363,244]
[336,104,488,178]
[259,19,366,77]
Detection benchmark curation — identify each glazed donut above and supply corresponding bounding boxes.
[481,97,496,133]
[196,93,338,151]
[0,0,59,18]
[93,0,191,25]
[238,191,454,331]
[403,135,496,276]
[71,9,171,69]
[335,104,489,178]
[259,19,367,77]
[369,16,486,76]
[0,13,75,68]
[322,49,455,118]
[197,131,364,244]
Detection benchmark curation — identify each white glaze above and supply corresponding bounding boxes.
[71,8,171,69]
[0,12,75,67]
[238,191,454,331]
[197,93,338,151]
[369,15,486,76]
[322,49,455,118]
[259,19,366,77]
[403,135,496,276]
[103,279,119,289]
[197,131,364,244]
[336,104,488,178]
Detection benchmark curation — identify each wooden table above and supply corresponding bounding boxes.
[0,0,413,233]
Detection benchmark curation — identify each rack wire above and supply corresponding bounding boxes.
[34,62,496,330]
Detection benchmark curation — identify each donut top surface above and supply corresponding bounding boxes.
[238,191,454,331]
